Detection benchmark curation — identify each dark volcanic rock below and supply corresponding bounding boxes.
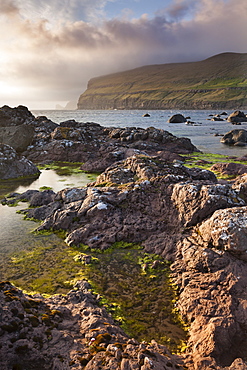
[16,156,218,260]
[1,105,198,167]
[0,105,36,151]
[0,144,40,180]
[4,105,247,370]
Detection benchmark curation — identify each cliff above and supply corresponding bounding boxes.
[77,52,247,110]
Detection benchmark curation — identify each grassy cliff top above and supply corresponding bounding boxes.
[86,53,247,93]
[78,53,247,109]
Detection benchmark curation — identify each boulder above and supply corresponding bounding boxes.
[0,144,40,180]
[220,129,247,146]
[168,114,187,123]
[211,116,224,121]
[0,124,35,152]
[171,182,245,227]
[227,110,247,124]
[199,206,247,261]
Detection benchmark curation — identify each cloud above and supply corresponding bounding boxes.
[1,0,19,15]
[158,0,198,20]
[11,0,114,23]
[0,0,246,108]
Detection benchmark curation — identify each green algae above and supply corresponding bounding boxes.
[182,152,247,179]
[3,240,188,352]
[4,242,86,295]
[39,186,53,191]
[70,243,188,352]
[36,162,98,182]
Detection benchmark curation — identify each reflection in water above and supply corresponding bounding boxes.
[0,168,92,276]
[0,175,39,199]
[14,169,92,194]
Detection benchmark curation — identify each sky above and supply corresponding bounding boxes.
[0,0,246,109]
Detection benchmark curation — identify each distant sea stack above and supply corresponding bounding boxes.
[77,52,247,110]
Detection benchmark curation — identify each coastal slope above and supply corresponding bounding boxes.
[77,52,247,110]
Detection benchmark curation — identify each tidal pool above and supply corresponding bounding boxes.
[3,241,188,351]
[0,165,187,351]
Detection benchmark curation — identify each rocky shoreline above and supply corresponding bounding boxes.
[1,106,247,369]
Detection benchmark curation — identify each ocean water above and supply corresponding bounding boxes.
[32,109,247,157]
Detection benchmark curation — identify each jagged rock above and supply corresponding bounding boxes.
[231,173,247,202]
[0,281,184,370]
[28,189,56,207]
[31,116,58,146]
[171,230,247,370]
[171,182,245,227]
[24,121,198,166]
[4,105,247,369]
[198,206,247,261]
[54,187,87,203]
[0,105,36,151]
[95,156,216,186]
[0,144,40,180]
[0,105,35,127]
[227,110,247,123]
[4,150,247,369]
[0,105,197,168]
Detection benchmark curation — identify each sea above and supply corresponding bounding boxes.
[32,109,247,157]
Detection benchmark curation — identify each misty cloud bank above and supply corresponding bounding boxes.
[0,0,246,108]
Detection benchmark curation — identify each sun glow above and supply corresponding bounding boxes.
[0,81,24,98]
